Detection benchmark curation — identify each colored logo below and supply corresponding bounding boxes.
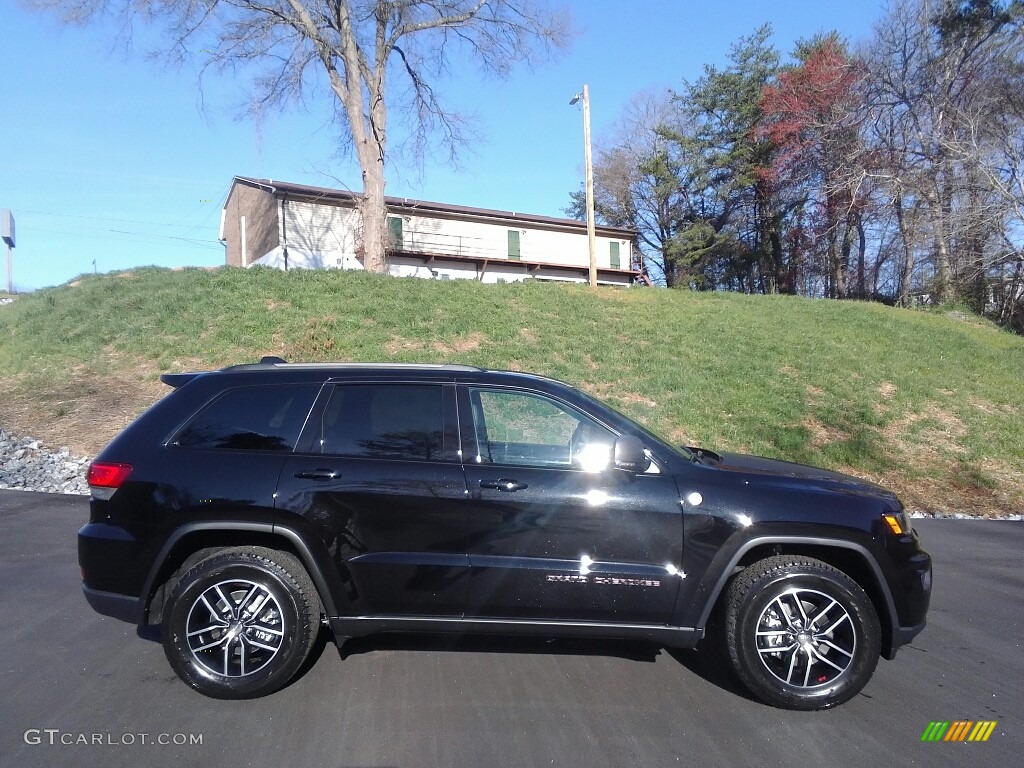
[921,721,997,742]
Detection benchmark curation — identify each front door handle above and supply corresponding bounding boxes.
[294,469,340,481]
[480,478,528,492]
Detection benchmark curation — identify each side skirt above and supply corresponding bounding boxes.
[328,616,702,650]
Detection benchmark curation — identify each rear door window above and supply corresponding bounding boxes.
[175,384,319,452]
[318,383,459,462]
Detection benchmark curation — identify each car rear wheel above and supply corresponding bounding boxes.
[725,555,880,710]
[162,546,321,699]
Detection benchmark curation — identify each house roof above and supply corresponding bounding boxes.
[232,176,638,240]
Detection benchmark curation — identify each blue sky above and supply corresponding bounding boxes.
[2,1,884,291]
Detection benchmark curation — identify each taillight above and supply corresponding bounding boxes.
[87,462,133,499]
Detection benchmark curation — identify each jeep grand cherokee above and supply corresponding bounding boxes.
[79,359,931,709]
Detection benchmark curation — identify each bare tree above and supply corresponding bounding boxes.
[864,0,1024,307]
[29,0,571,272]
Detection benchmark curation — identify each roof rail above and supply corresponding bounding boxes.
[220,360,485,373]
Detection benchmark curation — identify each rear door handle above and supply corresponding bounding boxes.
[294,469,340,480]
[480,478,528,492]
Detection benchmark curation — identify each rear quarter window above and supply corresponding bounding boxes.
[175,384,319,452]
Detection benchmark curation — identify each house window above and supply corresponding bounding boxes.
[610,241,621,270]
[508,230,521,260]
[388,217,403,250]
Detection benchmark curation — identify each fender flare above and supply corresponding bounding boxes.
[138,521,341,623]
[694,536,899,652]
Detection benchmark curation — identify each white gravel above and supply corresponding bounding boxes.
[0,428,90,495]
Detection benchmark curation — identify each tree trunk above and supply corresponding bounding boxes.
[895,191,915,308]
[856,217,867,299]
[826,225,839,299]
[929,182,952,303]
[836,222,852,300]
[358,161,388,273]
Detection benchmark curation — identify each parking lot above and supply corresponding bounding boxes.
[1,489,1020,768]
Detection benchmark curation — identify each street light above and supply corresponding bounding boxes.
[570,85,598,288]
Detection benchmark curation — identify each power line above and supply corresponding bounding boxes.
[16,208,222,231]
[18,225,222,251]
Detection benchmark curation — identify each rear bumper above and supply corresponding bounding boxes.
[82,585,141,625]
[79,521,147,624]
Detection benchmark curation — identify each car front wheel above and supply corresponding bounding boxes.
[162,546,321,699]
[725,555,881,710]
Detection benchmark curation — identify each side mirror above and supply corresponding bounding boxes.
[613,435,649,474]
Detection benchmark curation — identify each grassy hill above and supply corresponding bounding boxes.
[1,266,1021,515]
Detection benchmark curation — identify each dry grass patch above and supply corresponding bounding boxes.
[875,402,1023,515]
[883,403,968,457]
[967,397,1019,416]
[802,415,851,449]
[385,331,487,357]
[878,381,897,399]
[0,372,163,457]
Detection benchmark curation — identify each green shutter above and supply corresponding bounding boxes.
[388,217,403,250]
[508,229,521,260]
[610,241,621,269]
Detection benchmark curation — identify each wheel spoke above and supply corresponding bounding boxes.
[188,624,227,638]
[193,636,227,652]
[811,647,847,673]
[238,636,247,677]
[756,629,791,636]
[758,642,797,655]
[802,647,814,687]
[199,594,226,623]
[774,596,797,629]
[793,594,811,625]
[245,622,284,636]
[819,638,855,659]
[213,585,235,618]
[809,599,838,628]
[245,637,280,653]
[785,647,800,684]
[236,585,261,618]
[822,612,851,635]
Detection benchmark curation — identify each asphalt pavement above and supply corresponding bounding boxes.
[0,489,1020,768]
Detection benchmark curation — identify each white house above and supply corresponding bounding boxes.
[220,177,642,286]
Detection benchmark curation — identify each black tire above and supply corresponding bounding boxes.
[162,546,321,699]
[724,555,880,710]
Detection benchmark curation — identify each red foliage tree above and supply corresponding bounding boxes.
[760,37,869,298]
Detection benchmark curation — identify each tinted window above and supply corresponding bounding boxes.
[176,384,319,452]
[320,384,456,462]
[470,388,615,470]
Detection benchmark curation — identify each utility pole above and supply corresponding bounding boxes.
[571,85,598,288]
[1,209,14,294]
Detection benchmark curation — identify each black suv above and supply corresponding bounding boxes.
[80,359,931,709]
